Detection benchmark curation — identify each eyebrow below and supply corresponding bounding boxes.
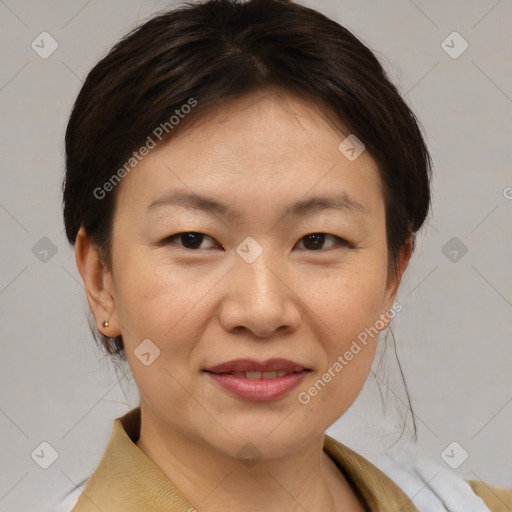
[146,190,366,220]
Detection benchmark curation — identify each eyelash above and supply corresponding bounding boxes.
[159,232,353,252]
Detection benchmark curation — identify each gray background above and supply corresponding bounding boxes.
[0,0,511,510]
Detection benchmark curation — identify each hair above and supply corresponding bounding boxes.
[62,0,432,439]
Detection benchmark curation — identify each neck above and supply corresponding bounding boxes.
[135,405,364,512]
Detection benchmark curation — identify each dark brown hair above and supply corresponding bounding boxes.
[63,0,432,377]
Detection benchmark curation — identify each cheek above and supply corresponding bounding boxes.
[112,247,188,328]
[292,252,388,407]
[112,248,227,376]
[295,255,389,338]
[114,253,205,406]
[295,265,385,419]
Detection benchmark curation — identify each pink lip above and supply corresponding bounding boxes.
[203,358,311,402]
[206,371,310,402]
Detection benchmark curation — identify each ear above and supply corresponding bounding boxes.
[75,227,122,337]
[381,234,414,325]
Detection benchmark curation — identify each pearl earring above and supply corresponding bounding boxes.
[102,320,110,329]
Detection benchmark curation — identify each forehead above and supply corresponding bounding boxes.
[114,90,384,223]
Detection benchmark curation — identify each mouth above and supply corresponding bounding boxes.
[206,369,305,380]
[203,357,311,376]
[203,358,311,401]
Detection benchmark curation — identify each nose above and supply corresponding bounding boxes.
[218,251,302,339]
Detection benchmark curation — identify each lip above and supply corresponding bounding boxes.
[204,358,309,374]
[206,371,310,402]
[204,358,311,402]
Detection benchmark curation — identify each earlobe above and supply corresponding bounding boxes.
[75,227,122,337]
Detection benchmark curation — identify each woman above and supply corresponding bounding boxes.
[62,0,511,510]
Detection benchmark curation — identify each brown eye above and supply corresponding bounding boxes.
[296,233,349,251]
[164,232,219,250]
[160,232,350,252]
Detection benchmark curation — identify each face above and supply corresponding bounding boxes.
[80,90,408,459]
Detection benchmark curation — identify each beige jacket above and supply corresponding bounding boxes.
[71,407,512,512]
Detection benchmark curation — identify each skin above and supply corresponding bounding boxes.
[76,89,412,512]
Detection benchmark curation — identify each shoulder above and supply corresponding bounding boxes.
[467,479,512,512]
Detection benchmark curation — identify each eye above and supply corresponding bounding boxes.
[296,233,350,251]
[162,232,220,250]
[159,231,351,251]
